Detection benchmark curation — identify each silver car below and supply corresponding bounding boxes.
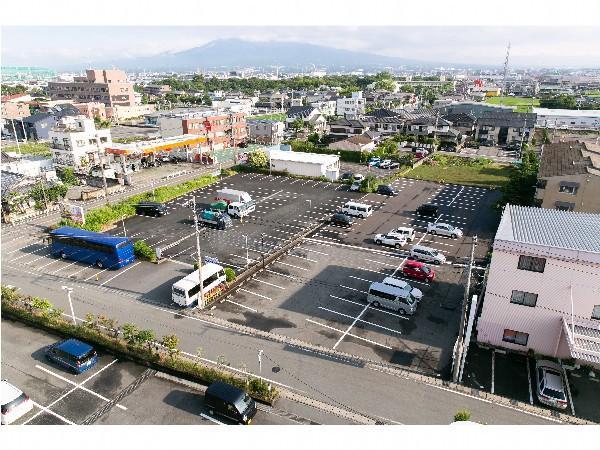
[535,360,568,410]
[427,222,463,239]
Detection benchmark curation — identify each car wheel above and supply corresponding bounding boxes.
[451,234,457,239]
[430,230,436,235]
[375,240,382,245]
[60,251,67,259]
[433,260,441,265]
[394,243,401,249]
[96,260,104,268]
[398,308,406,314]
[372,301,380,308]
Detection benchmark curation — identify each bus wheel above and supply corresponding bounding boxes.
[60,251,67,259]
[96,260,104,268]
[372,301,380,308]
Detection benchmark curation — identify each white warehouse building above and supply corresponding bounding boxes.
[267,149,340,181]
[533,108,600,131]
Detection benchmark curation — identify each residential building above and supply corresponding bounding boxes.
[535,142,600,213]
[8,113,54,141]
[247,120,285,145]
[285,106,327,134]
[474,111,537,146]
[336,91,366,118]
[74,102,108,120]
[211,97,254,115]
[267,149,340,181]
[441,112,476,136]
[1,151,54,178]
[533,108,600,131]
[49,115,112,171]
[327,118,372,140]
[361,109,405,136]
[47,69,136,107]
[1,101,30,120]
[143,84,172,96]
[328,133,377,152]
[435,101,514,118]
[310,100,337,116]
[107,104,157,121]
[477,204,600,367]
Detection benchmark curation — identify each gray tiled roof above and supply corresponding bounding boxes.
[538,142,593,178]
[496,204,600,253]
[478,111,537,128]
[285,106,316,119]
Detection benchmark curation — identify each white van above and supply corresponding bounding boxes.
[342,201,373,218]
[215,189,253,206]
[367,282,417,315]
[172,263,226,307]
[227,201,255,218]
[410,245,446,265]
[382,276,423,301]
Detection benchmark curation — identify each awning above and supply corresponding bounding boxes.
[562,315,600,364]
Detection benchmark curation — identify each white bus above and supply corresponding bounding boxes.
[172,263,226,307]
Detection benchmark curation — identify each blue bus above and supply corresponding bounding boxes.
[48,226,135,269]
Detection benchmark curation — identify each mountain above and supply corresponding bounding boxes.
[99,38,455,71]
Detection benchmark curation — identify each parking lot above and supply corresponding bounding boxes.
[2,172,501,376]
[463,343,600,422]
[1,319,352,425]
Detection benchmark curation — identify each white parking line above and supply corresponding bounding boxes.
[365,259,396,267]
[357,266,388,277]
[333,303,370,349]
[238,288,272,301]
[275,261,308,271]
[329,295,409,320]
[85,267,108,281]
[295,247,328,256]
[68,262,96,278]
[340,285,369,295]
[30,401,76,425]
[306,318,392,350]
[51,260,79,275]
[287,253,317,263]
[266,269,297,279]
[23,359,121,425]
[225,299,258,312]
[253,279,286,290]
[100,261,142,287]
[318,307,403,335]
[348,275,374,284]
[36,365,127,410]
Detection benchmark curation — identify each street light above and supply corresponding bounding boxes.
[121,214,127,237]
[62,286,76,325]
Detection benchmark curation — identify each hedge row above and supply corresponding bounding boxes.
[0,285,277,404]
[59,175,218,232]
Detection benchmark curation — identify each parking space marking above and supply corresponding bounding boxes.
[339,285,369,295]
[35,364,127,410]
[68,262,96,278]
[85,267,108,281]
[348,275,374,284]
[100,261,142,287]
[238,288,272,301]
[357,266,389,277]
[23,358,121,425]
[275,260,308,271]
[287,253,317,263]
[11,247,47,261]
[295,247,328,256]
[224,299,258,312]
[365,259,396,268]
[266,269,297,280]
[253,278,286,290]
[51,260,79,274]
[6,242,39,255]
[318,307,403,335]
[30,400,76,425]
[306,319,392,350]
[200,412,226,425]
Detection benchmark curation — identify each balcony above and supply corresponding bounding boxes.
[562,315,600,364]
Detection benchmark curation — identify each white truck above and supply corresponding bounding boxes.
[215,189,255,217]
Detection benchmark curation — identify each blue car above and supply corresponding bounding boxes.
[367,157,381,167]
[45,339,98,374]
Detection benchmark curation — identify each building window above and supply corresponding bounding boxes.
[592,305,600,321]
[517,255,546,273]
[510,290,538,307]
[503,329,529,346]
[555,201,575,211]
[559,185,578,195]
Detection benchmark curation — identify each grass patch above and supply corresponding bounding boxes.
[485,96,539,112]
[59,175,218,232]
[405,154,513,189]
[248,113,286,121]
[2,142,52,157]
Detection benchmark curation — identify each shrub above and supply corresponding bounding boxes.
[247,150,269,168]
[134,240,156,262]
[57,168,78,186]
[454,410,472,421]
[224,267,236,283]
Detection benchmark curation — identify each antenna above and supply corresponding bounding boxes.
[502,42,511,94]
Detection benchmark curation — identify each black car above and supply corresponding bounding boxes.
[204,382,257,424]
[331,213,354,227]
[340,172,354,181]
[135,201,168,217]
[376,184,397,196]
[416,203,439,217]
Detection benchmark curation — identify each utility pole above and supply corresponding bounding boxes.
[242,234,249,268]
[38,178,49,212]
[19,117,28,143]
[453,235,477,383]
[96,137,109,205]
[192,196,204,309]
[62,286,76,325]
[10,120,21,154]
[121,214,127,237]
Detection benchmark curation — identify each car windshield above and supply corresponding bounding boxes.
[543,387,566,401]
[234,393,252,412]
[421,266,431,274]
[173,287,186,297]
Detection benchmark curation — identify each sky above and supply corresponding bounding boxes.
[2,26,600,69]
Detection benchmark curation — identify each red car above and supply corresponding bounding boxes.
[402,260,435,282]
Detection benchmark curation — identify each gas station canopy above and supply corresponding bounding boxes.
[106,134,208,156]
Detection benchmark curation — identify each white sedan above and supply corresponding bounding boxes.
[374,233,407,249]
[427,222,463,238]
[389,226,416,242]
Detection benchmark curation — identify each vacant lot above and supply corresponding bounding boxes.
[248,113,286,121]
[2,142,52,157]
[405,157,513,189]
[485,96,539,112]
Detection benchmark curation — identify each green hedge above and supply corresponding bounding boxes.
[59,175,217,232]
[134,240,156,262]
[1,285,277,404]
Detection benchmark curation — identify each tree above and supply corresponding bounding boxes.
[2,84,27,96]
[375,78,396,92]
[136,329,156,352]
[542,129,551,144]
[161,334,180,359]
[94,116,111,129]
[247,150,269,169]
[290,118,304,132]
[122,323,140,345]
[57,168,78,186]
[400,84,415,93]
[539,94,577,110]
[500,149,539,207]
[307,133,320,145]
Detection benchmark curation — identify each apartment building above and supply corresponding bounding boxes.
[336,91,366,118]
[49,115,112,171]
[474,111,536,146]
[535,142,600,213]
[247,120,284,145]
[47,69,136,107]
[477,205,600,367]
